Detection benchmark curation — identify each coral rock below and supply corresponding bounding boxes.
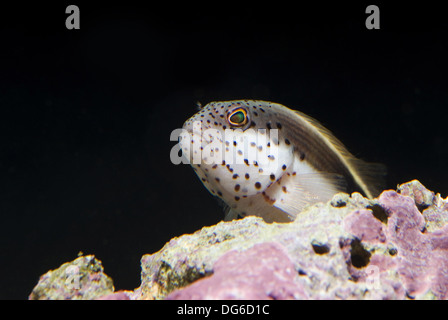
[379,190,448,299]
[28,180,448,300]
[96,290,131,300]
[29,255,114,300]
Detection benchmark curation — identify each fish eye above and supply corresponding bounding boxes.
[227,108,248,127]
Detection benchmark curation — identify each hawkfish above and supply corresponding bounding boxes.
[180,100,385,223]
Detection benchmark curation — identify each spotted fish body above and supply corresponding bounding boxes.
[180,100,384,223]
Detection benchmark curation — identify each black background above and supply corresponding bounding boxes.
[1,2,447,299]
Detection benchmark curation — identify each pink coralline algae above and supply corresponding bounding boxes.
[96,291,131,300]
[166,242,307,300]
[343,184,448,299]
[379,191,448,299]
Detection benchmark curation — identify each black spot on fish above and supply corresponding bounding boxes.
[261,191,275,204]
[235,196,240,201]
[282,164,287,170]
[244,159,249,166]
[300,152,306,161]
[234,184,240,192]
[255,182,262,189]
[285,138,291,145]
[217,191,222,196]
[232,174,239,179]
[277,122,282,129]
[266,122,272,130]
[245,173,250,179]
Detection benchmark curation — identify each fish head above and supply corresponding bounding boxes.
[180,100,295,214]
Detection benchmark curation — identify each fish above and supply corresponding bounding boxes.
[179,100,385,223]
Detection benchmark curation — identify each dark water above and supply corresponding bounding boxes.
[1,3,447,299]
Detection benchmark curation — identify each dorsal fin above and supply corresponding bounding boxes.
[293,110,386,198]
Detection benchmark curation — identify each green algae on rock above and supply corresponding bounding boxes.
[29,255,114,300]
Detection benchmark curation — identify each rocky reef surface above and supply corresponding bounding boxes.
[29,180,448,300]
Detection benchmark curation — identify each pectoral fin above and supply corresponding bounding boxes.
[224,207,241,221]
[271,172,347,218]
